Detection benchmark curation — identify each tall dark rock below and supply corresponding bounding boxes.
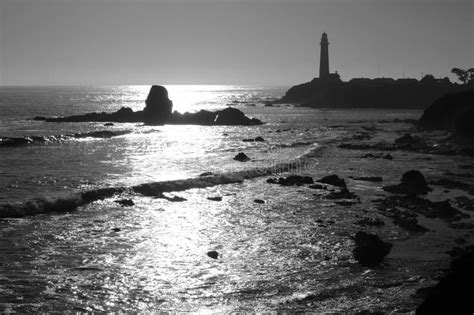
[143,85,173,125]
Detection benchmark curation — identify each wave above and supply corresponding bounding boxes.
[0,146,323,218]
[0,130,132,147]
[279,141,314,148]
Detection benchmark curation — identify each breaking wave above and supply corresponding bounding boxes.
[0,130,132,147]
[0,146,323,218]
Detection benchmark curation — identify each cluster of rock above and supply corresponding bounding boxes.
[374,170,470,233]
[35,85,263,126]
[0,130,131,147]
[264,173,393,267]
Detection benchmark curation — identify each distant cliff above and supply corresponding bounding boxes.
[278,76,472,109]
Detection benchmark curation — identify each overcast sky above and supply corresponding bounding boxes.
[0,0,472,86]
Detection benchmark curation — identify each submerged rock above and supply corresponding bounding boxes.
[243,136,265,142]
[373,194,467,230]
[156,194,187,202]
[354,217,385,227]
[114,199,135,207]
[349,176,383,182]
[308,183,325,190]
[392,216,429,233]
[431,178,474,195]
[254,199,265,204]
[352,231,392,268]
[266,175,314,186]
[395,133,420,144]
[383,170,432,195]
[325,188,358,200]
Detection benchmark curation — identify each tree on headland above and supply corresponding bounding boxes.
[451,68,474,84]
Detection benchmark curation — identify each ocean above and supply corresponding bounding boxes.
[0,85,468,312]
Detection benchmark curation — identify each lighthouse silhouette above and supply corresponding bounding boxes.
[319,32,329,79]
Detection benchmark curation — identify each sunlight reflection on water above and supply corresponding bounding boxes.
[0,85,447,312]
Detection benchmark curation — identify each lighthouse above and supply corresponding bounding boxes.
[319,32,330,79]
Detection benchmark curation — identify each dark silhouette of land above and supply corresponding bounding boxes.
[279,75,471,109]
[35,85,263,126]
[419,89,474,141]
[278,33,472,109]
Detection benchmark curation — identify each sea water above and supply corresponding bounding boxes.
[0,85,466,312]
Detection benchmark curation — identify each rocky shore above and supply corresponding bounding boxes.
[277,76,472,109]
[34,85,263,126]
[2,88,474,312]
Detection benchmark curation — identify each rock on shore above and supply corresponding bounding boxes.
[417,245,474,313]
[352,231,392,268]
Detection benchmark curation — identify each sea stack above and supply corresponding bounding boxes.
[144,85,173,125]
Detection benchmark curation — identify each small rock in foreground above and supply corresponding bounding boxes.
[352,231,392,268]
[114,199,135,207]
[207,251,219,259]
[234,152,250,162]
[316,175,347,188]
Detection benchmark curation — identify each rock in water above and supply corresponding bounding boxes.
[316,175,347,188]
[383,170,432,195]
[401,170,430,192]
[234,152,250,162]
[352,231,392,268]
[114,199,135,207]
[266,175,314,186]
[214,107,262,125]
[144,85,173,125]
[207,251,219,259]
[395,133,420,144]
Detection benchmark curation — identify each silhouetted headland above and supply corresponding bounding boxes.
[419,89,474,142]
[277,33,472,109]
[35,85,263,126]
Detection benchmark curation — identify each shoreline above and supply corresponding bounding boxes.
[1,87,473,311]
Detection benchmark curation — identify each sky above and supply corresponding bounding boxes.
[0,0,472,86]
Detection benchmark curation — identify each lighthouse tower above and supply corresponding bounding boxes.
[319,32,329,79]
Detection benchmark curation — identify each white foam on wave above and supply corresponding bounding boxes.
[0,146,323,218]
